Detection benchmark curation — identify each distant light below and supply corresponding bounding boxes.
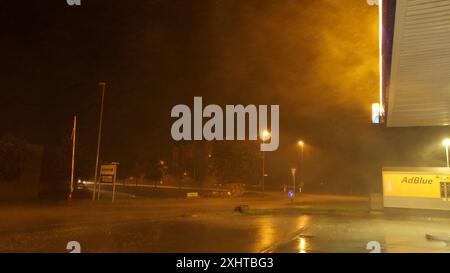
[299,237,307,253]
[372,103,381,124]
[443,138,450,147]
[261,130,271,141]
[298,140,304,147]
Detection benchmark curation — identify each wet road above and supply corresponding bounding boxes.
[0,193,449,253]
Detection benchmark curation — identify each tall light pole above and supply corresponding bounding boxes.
[92,82,106,201]
[69,115,77,202]
[261,130,271,195]
[297,140,304,192]
[443,138,450,168]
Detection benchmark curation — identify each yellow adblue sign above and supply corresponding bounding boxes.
[383,173,448,198]
[382,168,450,210]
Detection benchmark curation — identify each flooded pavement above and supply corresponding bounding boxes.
[0,194,450,253]
[265,214,450,253]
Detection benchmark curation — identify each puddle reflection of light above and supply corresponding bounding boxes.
[299,237,307,253]
[296,215,311,230]
[257,217,275,251]
[296,215,310,253]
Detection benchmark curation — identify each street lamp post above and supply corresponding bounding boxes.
[446,144,450,168]
[69,115,77,202]
[297,140,304,193]
[443,139,450,168]
[92,82,106,201]
[261,130,271,195]
[262,150,265,194]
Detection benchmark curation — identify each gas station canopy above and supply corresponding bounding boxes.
[386,0,450,127]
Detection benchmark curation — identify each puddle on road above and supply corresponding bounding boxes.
[2,212,450,253]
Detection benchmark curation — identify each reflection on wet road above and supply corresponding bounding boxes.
[42,214,450,253]
[1,195,450,252]
[263,214,450,253]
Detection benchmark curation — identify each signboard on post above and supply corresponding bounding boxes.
[100,163,119,202]
[288,190,294,198]
[290,168,296,200]
[100,164,116,181]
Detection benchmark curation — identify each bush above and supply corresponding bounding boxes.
[0,134,29,182]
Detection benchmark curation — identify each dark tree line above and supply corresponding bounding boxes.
[212,141,262,185]
[0,134,30,182]
[40,137,93,184]
[169,141,262,186]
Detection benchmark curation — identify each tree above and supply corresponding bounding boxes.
[41,137,93,184]
[145,160,168,187]
[0,134,30,182]
[212,141,261,184]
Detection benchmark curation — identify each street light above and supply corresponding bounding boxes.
[297,140,304,193]
[93,82,106,201]
[262,130,270,141]
[443,138,450,168]
[261,130,271,195]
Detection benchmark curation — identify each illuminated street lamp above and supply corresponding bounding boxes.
[262,130,271,141]
[297,140,304,160]
[261,130,271,195]
[298,140,304,150]
[443,138,450,168]
[297,140,304,192]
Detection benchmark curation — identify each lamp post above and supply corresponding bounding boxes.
[93,82,106,201]
[297,140,304,193]
[261,130,271,195]
[69,115,77,203]
[443,139,450,168]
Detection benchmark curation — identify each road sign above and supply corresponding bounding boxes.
[100,163,119,202]
[100,164,117,177]
[288,190,294,198]
[290,168,296,199]
[186,192,199,198]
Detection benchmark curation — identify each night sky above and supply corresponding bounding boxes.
[1,0,449,193]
